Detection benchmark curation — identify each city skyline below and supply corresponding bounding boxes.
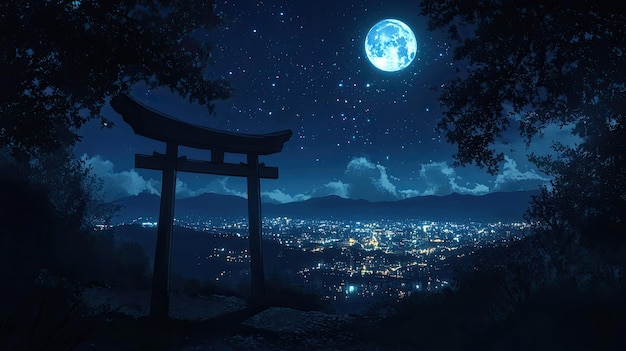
[75,0,558,203]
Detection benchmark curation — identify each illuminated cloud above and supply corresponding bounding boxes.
[82,155,249,201]
[333,157,490,201]
[175,177,248,199]
[417,161,490,196]
[493,156,550,191]
[83,153,546,204]
[324,180,350,198]
[399,188,421,198]
[346,157,398,201]
[82,154,160,201]
[262,189,311,203]
[302,180,351,200]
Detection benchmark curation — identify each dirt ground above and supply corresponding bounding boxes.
[79,287,373,351]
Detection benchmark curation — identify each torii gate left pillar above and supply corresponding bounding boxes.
[110,94,292,320]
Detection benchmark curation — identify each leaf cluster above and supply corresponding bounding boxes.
[1,0,231,157]
[420,0,625,174]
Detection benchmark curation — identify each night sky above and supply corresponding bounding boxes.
[76,0,559,203]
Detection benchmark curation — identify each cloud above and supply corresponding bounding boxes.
[83,155,249,201]
[82,154,160,201]
[346,157,377,171]
[399,189,421,198]
[175,179,195,198]
[417,161,490,196]
[209,178,248,198]
[416,162,451,195]
[262,189,311,203]
[83,152,549,204]
[458,182,490,195]
[414,157,548,196]
[345,157,399,201]
[327,156,548,201]
[263,180,350,204]
[176,177,248,199]
[300,180,351,200]
[324,180,350,198]
[493,156,550,191]
[328,157,489,201]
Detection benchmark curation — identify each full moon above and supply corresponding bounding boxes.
[365,19,417,72]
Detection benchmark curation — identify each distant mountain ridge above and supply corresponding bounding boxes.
[112,190,539,224]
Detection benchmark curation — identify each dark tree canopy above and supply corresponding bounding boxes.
[420,1,626,238]
[0,0,231,157]
[420,0,625,173]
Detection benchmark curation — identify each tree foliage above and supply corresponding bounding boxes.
[29,146,120,228]
[1,0,231,158]
[420,0,625,171]
[1,2,230,340]
[527,117,626,239]
[420,1,626,238]
[0,0,232,253]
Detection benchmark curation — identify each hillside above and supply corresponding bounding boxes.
[113,190,539,224]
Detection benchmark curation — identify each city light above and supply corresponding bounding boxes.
[117,215,530,312]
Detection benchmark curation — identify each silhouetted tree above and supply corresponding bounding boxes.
[1,0,232,237]
[1,1,229,344]
[1,0,231,159]
[420,1,625,243]
[0,0,231,282]
[26,146,118,229]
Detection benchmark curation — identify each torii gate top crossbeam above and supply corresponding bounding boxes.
[110,94,292,155]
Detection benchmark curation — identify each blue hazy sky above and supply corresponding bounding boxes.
[76,0,559,203]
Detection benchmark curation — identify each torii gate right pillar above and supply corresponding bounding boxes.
[150,142,178,320]
[247,153,266,307]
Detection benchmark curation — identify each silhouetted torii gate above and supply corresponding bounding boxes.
[110,94,292,319]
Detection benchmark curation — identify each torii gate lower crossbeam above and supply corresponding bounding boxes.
[110,94,292,320]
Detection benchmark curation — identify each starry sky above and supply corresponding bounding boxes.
[76,0,559,203]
